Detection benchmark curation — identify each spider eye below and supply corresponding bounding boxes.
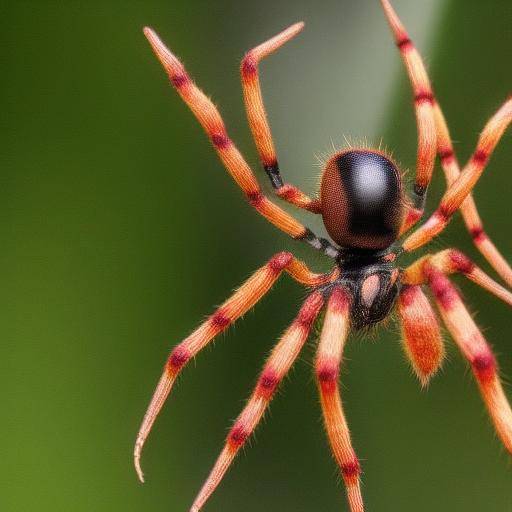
[320,149,403,250]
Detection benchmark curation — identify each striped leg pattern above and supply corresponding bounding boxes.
[403,98,512,252]
[398,285,445,387]
[434,99,512,286]
[190,291,324,512]
[426,266,512,454]
[402,248,512,307]
[316,287,364,512]
[134,252,332,482]
[144,27,337,257]
[381,0,437,233]
[241,22,321,213]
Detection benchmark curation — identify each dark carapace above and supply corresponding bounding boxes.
[320,149,403,251]
[319,149,403,327]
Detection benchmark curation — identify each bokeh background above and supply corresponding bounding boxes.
[2,0,512,510]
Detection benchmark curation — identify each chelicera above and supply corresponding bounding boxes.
[135,1,512,510]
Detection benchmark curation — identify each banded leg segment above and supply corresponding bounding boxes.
[134,252,331,482]
[241,23,321,213]
[144,28,336,256]
[403,98,512,252]
[435,99,512,286]
[190,291,324,512]
[381,0,437,230]
[316,287,364,512]
[426,267,512,454]
[402,248,512,307]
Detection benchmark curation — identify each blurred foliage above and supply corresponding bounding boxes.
[1,1,511,511]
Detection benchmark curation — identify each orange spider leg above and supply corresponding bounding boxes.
[134,252,333,482]
[434,99,512,286]
[380,0,437,234]
[316,287,363,512]
[398,285,444,387]
[402,249,512,308]
[190,290,324,512]
[403,98,512,252]
[241,23,321,213]
[426,266,512,454]
[144,28,337,256]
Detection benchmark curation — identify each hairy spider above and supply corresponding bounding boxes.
[134,1,512,510]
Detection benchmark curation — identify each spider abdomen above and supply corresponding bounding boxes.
[320,150,403,250]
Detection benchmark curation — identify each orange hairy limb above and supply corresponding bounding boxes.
[316,287,364,512]
[144,27,335,250]
[434,99,512,286]
[402,249,512,307]
[398,285,444,386]
[426,266,512,454]
[241,22,321,213]
[403,98,512,252]
[190,291,324,512]
[381,0,437,233]
[134,252,332,482]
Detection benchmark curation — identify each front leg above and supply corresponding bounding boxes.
[241,23,321,213]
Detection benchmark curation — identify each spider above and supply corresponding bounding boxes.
[134,1,512,510]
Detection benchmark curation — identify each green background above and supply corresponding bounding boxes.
[2,0,511,510]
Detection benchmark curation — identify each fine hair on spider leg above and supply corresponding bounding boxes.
[398,284,445,387]
[425,266,512,454]
[136,0,512,510]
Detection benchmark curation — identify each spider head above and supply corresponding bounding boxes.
[320,149,403,250]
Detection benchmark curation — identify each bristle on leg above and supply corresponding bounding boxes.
[398,285,445,387]
[189,291,324,511]
[426,266,512,454]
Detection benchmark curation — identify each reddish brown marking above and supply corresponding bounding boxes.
[405,208,423,227]
[246,190,264,207]
[170,72,190,89]
[399,285,419,308]
[210,310,231,329]
[277,184,300,202]
[414,91,435,104]
[210,132,231,149]
[329,287,350,314]
[427,267,458,310]
[228,422,249,447]
[472,149,488,166]
[317,360,339,393]
[268,251,292,273]
[470,226,487,242]
[437,204,453,222]
[341,459,361,482]
[241,54,257,77]
[397,37,412,50]
[296,292,323,329]
[256,368,280,399]
[472,351,496,384]
[439,149,455,163]
[449,250,475,274]
[168,345,191,371]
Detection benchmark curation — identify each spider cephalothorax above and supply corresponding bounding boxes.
[321,149,403,250]
[135,1,512,511]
